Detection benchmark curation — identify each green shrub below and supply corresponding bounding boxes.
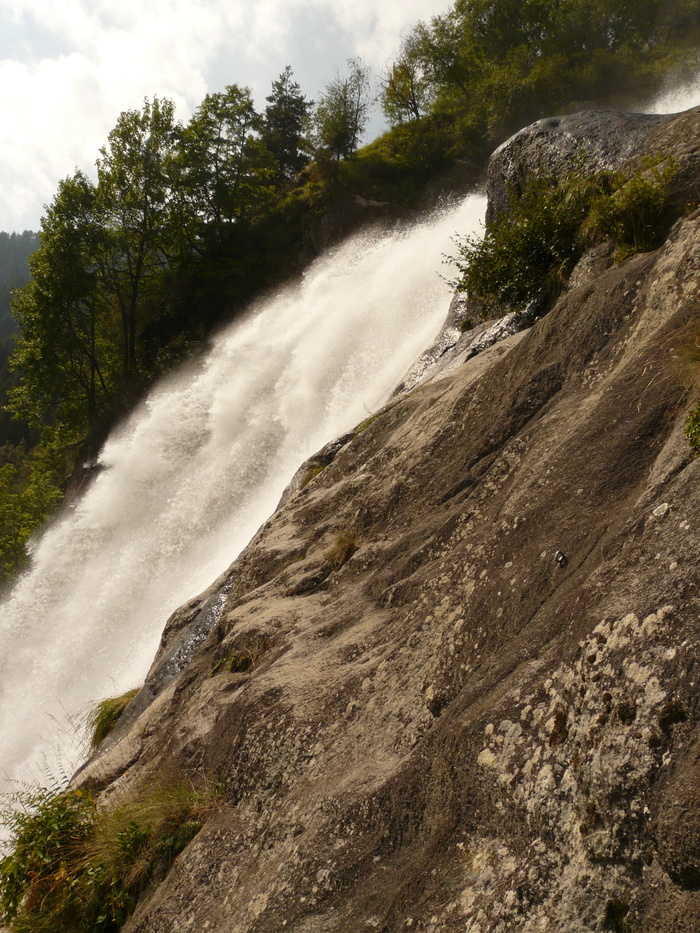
[452,157,676,318]
[0,787,95,928]
[585,157,676,258]
[88,687,139,749]
[0,779,218,933]
[452,170,598,317]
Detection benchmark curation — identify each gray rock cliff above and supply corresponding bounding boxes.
[485,109,673,224]
[78,107,700,933]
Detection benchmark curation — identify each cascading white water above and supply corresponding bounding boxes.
[647,66,700,114]
[0,195,487,790]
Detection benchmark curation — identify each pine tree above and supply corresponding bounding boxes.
[262,66,312,183]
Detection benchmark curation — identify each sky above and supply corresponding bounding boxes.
[0,0,454,233]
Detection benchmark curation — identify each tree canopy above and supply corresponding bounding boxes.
[379,0,700,149]
[313,59,372,161]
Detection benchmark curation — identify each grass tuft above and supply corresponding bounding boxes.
[299,462,327,489]
[88,688,139,748]
[0,778,220,933]
[325,532,359,571]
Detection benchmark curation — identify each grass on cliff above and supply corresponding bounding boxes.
[677,334,700,453]
[88,687,139,748]
[0,778,219,933]
[452,155,677,318]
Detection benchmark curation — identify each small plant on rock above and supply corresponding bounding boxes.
[0,778,219,933]
[673,332,700,454]
[299,462,327,489]
[452,156,676,318]
[210,633,274,676]
[88,687,139,748]
[685,402,700,452]
[584,156,676,259]
[452,170,596,317]
[325,531,359,570]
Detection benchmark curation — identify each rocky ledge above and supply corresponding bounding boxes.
[79,108,700,933]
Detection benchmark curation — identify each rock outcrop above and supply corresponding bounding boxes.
[79,108,700,933]
[485,109,673,223]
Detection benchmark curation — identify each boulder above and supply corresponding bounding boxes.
[486,109,673,223]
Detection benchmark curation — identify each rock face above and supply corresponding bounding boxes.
[80,109,700,933]
[485,109,673,223]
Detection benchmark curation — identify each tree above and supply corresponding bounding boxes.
[262,66,313,183]
[9,171,115,443]
[0,231,39,340]
[178,85,276,242]
[381,35,434,125]
[95,96,181,379]
[313,59,372,161]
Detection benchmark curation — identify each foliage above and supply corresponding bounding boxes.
[88,688,140,748]
[94,96,181,380]
[0,447,62,584]
[262,66,313,183]
[0,780,218,933]
[381,33,435,125]
[379,0,700,162]
[584,156,677,258]
[453,171,598,315]
[8,171,117,446]
[452,158,676,316]
[178,85,277,242]
[313,59,372,161]
[0,787,95,928]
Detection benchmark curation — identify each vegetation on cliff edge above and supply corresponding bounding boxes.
[451,156,678,317]
[0,780,219,933]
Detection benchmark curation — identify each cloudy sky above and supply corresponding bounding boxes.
[0,0,454,232]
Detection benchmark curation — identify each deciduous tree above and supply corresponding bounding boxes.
[9,171,113,442]
[313,59,372,161]
[95,96,180,378]
[179,85,276,242]
[381,35,434,124]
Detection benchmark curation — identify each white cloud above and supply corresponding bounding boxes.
[0,0,453,231]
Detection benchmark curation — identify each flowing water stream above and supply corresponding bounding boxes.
[0,195,486,790]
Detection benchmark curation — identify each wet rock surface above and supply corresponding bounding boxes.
[80,110,700,933]
[486,109,673,223]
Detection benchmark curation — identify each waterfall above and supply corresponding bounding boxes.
[0,195,487,790]
[647,67,700,114]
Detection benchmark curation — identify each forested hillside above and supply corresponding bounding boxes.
[1,0,699,585]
